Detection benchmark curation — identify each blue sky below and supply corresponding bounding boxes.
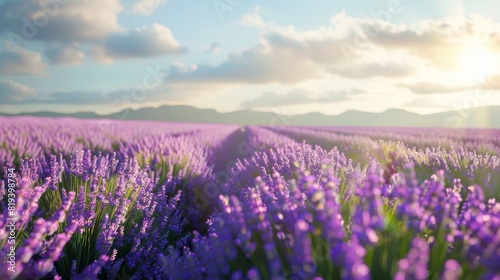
[1,0,499,116]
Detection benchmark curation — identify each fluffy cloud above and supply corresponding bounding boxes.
[43,91,111,104]
[0,1,184,63]
[488,33,500,51]
[166,47,320,84]
[164,13,355,85]
[20,83,178,105]
[167,12,500,85]
[239,12,267,29]
[0,90,113,105]
[330,62,414,79]
[483,75,500,90]
[0,48,46,75]
[358,15,500,69]
[0,0,122,42]
[398,82,474,94]
[241,88,364,108]
[162,29,346,84]
[204,43,221,54]
[94,23,184,62]
[16,90,129,105]
[130,0,167,15]
[45,43,85,65]
[263,31,351,65]
[0,80,35,102]
[399,74,500,94]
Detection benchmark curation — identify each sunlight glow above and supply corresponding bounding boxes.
[457,41,497,83]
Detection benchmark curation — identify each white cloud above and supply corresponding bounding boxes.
[241,88,364,108]
[0,80,35,102]
[166,46,321,84]
[398,75,500,94]
[94,23,184,62]
[239,12,267,29]
[330,62,414,79]
[204,43,221,54]
[166,12,500,86]
[0,0,122,42]
[397,82,474,94]
[45,43,85,65]
[130,0,167,15]
[0,48,46,75]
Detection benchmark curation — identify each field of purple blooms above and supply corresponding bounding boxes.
[1,116,499,280]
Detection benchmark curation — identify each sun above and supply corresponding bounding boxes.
[457,41,496,83]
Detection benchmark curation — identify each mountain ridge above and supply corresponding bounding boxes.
[1,105,499,128]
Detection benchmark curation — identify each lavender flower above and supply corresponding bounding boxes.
[395,238,430,280]
[1,117,500,279]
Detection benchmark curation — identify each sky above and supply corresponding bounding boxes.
[0,0,500,116]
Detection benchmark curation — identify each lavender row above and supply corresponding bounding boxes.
[0,118,499,279]
[163,141,500,279]
[0,117,222,171]
[0,119,243,279]
[303,126,500,155]
[269,126,500,198]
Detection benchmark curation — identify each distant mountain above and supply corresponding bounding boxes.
[2,105,500,128]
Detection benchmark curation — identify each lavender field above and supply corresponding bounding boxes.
[1,116,499,280]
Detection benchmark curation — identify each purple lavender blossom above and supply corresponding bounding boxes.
[395,238,430,280]
[1,117,500,279]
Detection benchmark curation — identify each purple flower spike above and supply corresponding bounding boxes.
[395,238,429,280]
[440,259,462,280]
[73,255,109,280]
[331,237,370,280]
